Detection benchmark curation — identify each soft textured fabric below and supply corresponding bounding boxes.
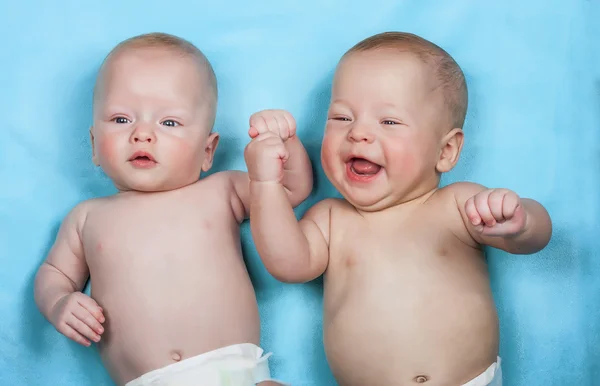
[462,358,502,386]
[125,343,280,386]
[0,1,598,385]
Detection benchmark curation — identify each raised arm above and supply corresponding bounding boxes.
[232,110,313,220]
[241,110,329,282]
[34,203,105,346]
[452,182,552,254]
[248,183,331,283]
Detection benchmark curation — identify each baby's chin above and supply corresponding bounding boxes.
[114,177,197,193]
[344,194,397,212]
[332,184,393,212]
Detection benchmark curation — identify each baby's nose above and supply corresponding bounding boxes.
[348,125,375,143]
[130,125,156,143]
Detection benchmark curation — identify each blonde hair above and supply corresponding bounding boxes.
[345,32,468,129]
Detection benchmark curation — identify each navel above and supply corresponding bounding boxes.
[170,350,182,362]
[414,375,429,383]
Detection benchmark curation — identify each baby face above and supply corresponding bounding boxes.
[321,50,448,211]
[91,48,218,192]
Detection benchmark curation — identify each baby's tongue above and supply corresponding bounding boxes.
[351,158,381,175]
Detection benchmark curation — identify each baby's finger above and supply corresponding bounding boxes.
[62,324,91,347]
[76,295,105,323]
[276,145,290,163]
[249,115,269,134]
[474,192,496,226]
[464,197,481,226]
[502,192,520,219]
[265,115,279,134]
[68,314,101,343]
[260,136,289,161]
[273,114,290,139]
[253,131,279,142]
[487,190,506,222]
[73,306,104,335]
[248,127,259,138]
[281,111,296,137]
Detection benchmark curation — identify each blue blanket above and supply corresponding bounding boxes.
[1,1,598,385]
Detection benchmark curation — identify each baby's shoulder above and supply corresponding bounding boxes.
[303,198,355,224]
[308,197,349,213]
[434,181,487,206]
[197,170,245,193]
[59,197,107,232]
[69,197,103,215]
[432,182,487,247]
[79,195,119,212]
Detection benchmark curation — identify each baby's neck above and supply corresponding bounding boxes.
[353,186,439,218]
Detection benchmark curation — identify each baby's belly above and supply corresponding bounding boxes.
[89,248,259,385]
[324,256,499,385]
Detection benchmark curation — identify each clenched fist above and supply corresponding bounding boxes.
[245,110,296,183]
[465,188,527,237]
[245,132,289,183]
[248,109,296,141]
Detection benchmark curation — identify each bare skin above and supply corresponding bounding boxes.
[246,50,552,385]
[34,45,311,386]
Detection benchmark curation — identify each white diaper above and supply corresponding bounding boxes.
[125,343,286,386]
[461,357,502,386]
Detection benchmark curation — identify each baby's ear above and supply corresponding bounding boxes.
[201,132,220,172]
[436,128,464,173]
[89,128,99,166]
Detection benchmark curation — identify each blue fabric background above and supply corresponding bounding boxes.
[1,1,598,385]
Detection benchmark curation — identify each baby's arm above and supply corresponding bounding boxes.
[231,110,313,220]
[241,110,329,281]
[249,184,331,282]
[34,203,105,346]
[248,110,313,207]
[452,182,552,254]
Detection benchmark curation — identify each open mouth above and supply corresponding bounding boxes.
[128,151,156,168]
[346,157,382,181]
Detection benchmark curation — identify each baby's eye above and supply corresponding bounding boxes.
[112,117,131,124]
[330,117,351,122]
[382,120,400,125]
[161,120,180,127]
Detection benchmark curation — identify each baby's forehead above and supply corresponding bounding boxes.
[341,48,435,74]
[335,49,440,93]
[104,47,205,76]
[94,46,216,100]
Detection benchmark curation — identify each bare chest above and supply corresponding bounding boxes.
[326,205,486,291]
[332,216,453,266]
[81,193,239,271]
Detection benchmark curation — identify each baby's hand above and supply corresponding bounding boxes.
[465,188,527,237]
[49,292,105,347]
[248,110,296,141]
[245,131,289,183]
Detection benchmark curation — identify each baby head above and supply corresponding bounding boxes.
[321,32,468,211]
[91,32,219,192]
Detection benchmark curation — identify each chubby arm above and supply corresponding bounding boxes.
[452,182,552,254]
[278,135,313,206]
[34,203,104,346]
[249,184,331,283]
[34,204,89,318]
[232,110,313,220]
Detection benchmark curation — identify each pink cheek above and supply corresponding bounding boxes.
[95,135,121,168]
[173,143,196,163]
[320,137,338,172]
[98,139,116,160]
[392,150,423,179]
